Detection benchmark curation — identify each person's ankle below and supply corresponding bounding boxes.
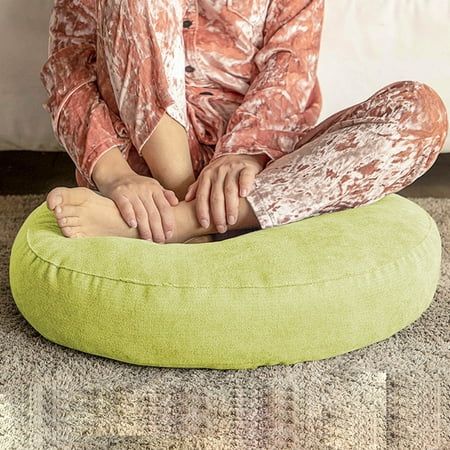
[168,199,215,243]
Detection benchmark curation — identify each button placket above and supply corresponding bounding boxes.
[182,0,208,81]
[182,5,196,76]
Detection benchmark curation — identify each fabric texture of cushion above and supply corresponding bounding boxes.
[9,194,441,370]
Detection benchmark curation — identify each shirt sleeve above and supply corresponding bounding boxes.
[210,0,324,164]
[39,0,130,188]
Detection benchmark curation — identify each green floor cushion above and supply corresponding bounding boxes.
[8,194,441,370]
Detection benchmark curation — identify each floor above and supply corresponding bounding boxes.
[0,150,449,197]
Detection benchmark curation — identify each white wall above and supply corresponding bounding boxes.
[317,0,450,152]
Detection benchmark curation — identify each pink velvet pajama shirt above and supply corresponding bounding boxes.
[40,0,448,229]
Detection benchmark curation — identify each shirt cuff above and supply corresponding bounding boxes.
[85,139,131,189]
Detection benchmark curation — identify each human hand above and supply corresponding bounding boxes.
[100,171,179,243]
[184,153,269,233]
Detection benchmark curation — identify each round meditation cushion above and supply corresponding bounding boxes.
[9,194,441,370]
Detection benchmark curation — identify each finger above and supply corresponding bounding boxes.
[184,183,193,201]
[132,196,153,241]
[239,167,257,197]
[140,193,166,244]
[195,175,212,228]
[224,170,241,226]
[163,189,179,206]
[152,191,176,240]
[114,193,138,228]
[210,169,227,233]
[184,187,192,201]
[185,181,198,201]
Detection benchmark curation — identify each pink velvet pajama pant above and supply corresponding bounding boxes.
[247,81,449,228]
[102,5,449,230]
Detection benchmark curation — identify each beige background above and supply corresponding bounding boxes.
[0,0,449,153]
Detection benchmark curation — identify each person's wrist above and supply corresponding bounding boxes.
[95,166,135,193]
[247,152,271,168]
[92,147,135,192]
[212,152,271,169]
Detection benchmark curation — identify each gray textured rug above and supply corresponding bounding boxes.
[0,194,448,449]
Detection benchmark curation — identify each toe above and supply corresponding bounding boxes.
[60,226,75,238]
[54,205,82,220]
[46,187,66,211]
[57,216,81,228]
[61,226,86,239]
[47,186,92,212]
[63,187,93,206]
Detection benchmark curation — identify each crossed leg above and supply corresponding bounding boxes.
[47,80,448,244]
[244,80,448,230]
[46,1,448,243]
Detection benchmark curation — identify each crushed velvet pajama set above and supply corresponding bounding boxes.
[40,0,448,230]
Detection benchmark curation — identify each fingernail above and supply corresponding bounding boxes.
[241,189,248,197]
[228,215,235,225]
[200,219,209,228]
[129,219,137,228]
[55,195,62,205]
[55,206,62,214]
[166,230,173,239]
[217,225,227,233]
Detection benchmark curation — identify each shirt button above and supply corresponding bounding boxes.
[185,65,195,73]
[183,19,193,28]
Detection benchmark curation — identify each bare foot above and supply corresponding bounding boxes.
[46,186,258,244]
[46,186,215,244]
[46,186,140,240]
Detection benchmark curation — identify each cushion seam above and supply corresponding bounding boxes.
[25,213,436,289]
